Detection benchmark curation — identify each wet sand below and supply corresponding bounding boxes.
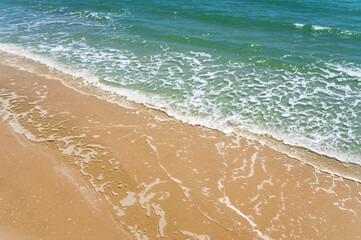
[0,122,131,240]
[0,62,361,239]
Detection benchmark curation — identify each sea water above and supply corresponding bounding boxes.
[0,0,360,164]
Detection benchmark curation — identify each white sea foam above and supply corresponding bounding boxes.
[219,196,271,239]
[119,192,137,207]
[128,225,149,240]
[179,230,210,240]
[0,43,99,84]
[65,9,112,21]
[312,25,331,31]
[294,23,333,31]
[0,42,360,181]
[326,62,361,78]
[294,23,305,28]
[151,203,167,237]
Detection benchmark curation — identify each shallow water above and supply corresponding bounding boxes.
[0,0,360,164]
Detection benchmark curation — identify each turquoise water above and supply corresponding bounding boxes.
[0,0,360,164]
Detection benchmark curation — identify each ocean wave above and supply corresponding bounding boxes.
[0,43,99,84]
[0,42,360,169]
[326,62,361,78]
[293,23,360,37]
[171,10,361,39]
[31,3,113,22]
[65,10,113,21]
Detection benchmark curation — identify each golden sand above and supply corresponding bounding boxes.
[0,62,360,239]
[0,123,131,240]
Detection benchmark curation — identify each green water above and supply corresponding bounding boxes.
[0,0,360,164]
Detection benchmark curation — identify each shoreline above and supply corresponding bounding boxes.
[1,61,361,239]
[0,49,360,183]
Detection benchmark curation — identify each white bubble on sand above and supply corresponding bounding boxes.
[179,230,210,240]
[119,192,136,207]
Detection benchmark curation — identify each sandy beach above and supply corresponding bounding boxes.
[0,122,131,240]
[1,60,361,239]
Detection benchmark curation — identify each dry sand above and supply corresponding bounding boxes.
[0,61,361,239]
